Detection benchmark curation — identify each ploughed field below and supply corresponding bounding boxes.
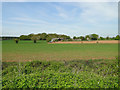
[2,40,118,62]
[2,40,119,88]
[51,40,118,44]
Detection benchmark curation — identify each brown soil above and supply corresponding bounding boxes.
[3,57,116,62]
[50,40,119,44]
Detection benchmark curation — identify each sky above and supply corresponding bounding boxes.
[2,2,118,37]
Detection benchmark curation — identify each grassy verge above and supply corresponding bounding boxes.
[2,59,118,88]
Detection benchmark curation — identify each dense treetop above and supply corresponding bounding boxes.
[2,33,120,42]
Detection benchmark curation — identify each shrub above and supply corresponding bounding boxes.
[14,39,19,44]
[31,35,40,43]
[46,37,52,42]
[67,39,73,41]
[2,59,118,88]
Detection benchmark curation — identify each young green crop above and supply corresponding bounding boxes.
[2,40,118,62]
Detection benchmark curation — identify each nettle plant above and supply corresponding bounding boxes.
[31,35,40,43]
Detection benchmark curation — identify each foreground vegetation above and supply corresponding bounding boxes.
[2,59,118,88]
[2,40,118,88]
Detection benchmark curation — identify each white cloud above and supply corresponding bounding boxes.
[80,2,117,20]
[59,13,68,18]
[57,2,118,26]
[69,2,118,25]
[10,17,50,24]
[52,4,69,19]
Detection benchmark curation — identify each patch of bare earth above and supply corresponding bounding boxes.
[49,40,119,44]
[3,57,116,62]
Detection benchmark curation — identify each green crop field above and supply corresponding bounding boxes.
[2,40,118,62]
[2,40,119,88]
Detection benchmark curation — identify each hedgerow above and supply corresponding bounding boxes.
[2,59,118,88]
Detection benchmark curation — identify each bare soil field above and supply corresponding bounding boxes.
[51,40,119,44]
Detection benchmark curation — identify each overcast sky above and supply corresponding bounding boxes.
[2,2,118,37]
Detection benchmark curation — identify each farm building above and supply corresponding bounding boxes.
[50,38,64,42]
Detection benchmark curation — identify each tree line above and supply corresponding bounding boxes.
[19,33,71,42]
[2,33,120,44]
[19,33,119,41]
[73,34,120,41]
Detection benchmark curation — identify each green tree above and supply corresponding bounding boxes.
[19,35,31,40]
[40,33,47,40]
[90,34,99,40]
[66,36,71,39]
[115,35,120,40]
[106,36,110,40]
[47,34,58,39]
[28,34,34,38]
[79,36,85,41]
[31,35,40,43]
[46,37,52,42]
[68,38,73,41]
[85,35,90,40]
[99,37,105,40]
[14,39,19,44]
[73,36,77,39]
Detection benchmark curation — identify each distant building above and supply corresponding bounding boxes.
[87,38,90,41]
[51,38,64,42]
